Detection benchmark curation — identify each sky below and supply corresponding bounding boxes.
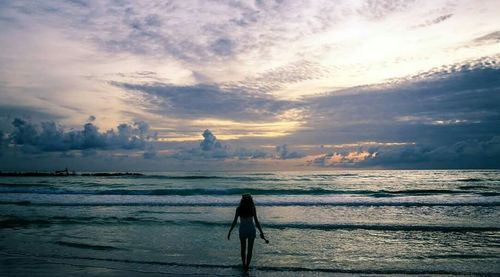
[0,0,499,171]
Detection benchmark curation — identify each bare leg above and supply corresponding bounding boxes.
[246,237,255,270]
[240,238,246,269]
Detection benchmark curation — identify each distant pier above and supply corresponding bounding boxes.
[0,170,143,177]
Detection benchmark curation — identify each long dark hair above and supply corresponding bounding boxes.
[238,194,255,217]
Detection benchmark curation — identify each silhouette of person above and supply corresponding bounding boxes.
[227,194,267,272]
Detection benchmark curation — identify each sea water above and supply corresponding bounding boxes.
[0,170,499,276]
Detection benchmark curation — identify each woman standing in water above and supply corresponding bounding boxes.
[227,194,267,272]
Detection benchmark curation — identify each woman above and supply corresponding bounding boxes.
[227,193,267,271]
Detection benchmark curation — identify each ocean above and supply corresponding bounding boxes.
[1,170,499,276]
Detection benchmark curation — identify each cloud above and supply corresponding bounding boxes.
[233,147,268,160]
[1,0,499,126]
[167,129,306,161]
[183,130,303,160]
[199,129,223,151]
[275,144,304,160]
[210,38,233,56]
[471,30,500,48]
[0,105,64,130]
[142,145,157,159]
[0,130,5,155]
[474,31,500,43]
[414,14,453,28]
[169,129,269,160]
[308,151,374,167]
[5,117,157,153]
[115,82,298,121]
[306,135,500,169]
[356,136,500,168]
[294,59,500,146]
[229,60,332,93]
[1,1,499,170]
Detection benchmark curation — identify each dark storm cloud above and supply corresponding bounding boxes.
[4,117,157,153]
[299,61,500,146]
[357,136,500,168]
[307,136,500,169]
[298,60,500,168]
[116,59,500,168]
[115,82,297,121]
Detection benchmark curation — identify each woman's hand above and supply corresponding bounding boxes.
[260,233,269,244]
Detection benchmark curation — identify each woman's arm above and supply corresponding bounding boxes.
[227,207,239,240]
[253,207,265,238]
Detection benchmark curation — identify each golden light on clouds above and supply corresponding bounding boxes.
[157,118,303,142]
[0,0,499,170]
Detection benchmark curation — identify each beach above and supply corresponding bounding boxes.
[1,170,499,276]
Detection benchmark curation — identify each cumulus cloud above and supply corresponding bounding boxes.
[170,129,268,160]
[275,144,304,160]
[5,117,157,153]
[168,129,308,161]
[1,1,499,170]
[309,151,376,167]
[200,129,223,151]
